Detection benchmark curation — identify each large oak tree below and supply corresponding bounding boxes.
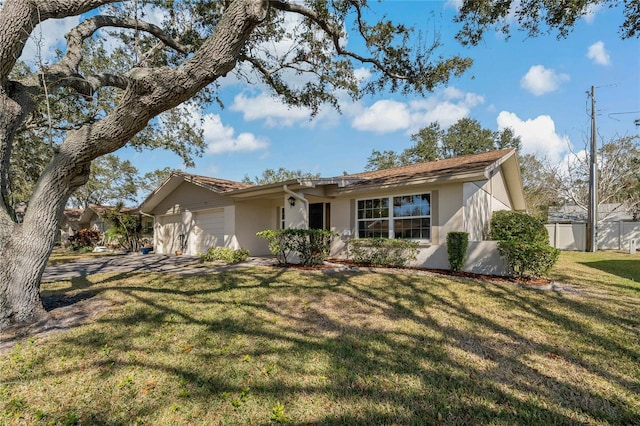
[0,0,636,329]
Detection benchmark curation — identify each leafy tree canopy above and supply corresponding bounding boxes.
[454,0,639,44]
[365,118,521,171]
[242,167,321,185]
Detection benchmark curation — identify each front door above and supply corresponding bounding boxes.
[309,203,324,230]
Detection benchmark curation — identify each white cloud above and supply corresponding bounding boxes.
[350,87,485,134]
[20,16,80,65]
[353,67,372,84]
[496,111,570,163]
[520,65,570,96]
[583,3,603,24]
[202,113,269,154]
[444,0,463,10]
[351,100,411,133]
[230,91,341,128]
[231,92,313,127]
[172,104,268,154]
[587,41,611,65]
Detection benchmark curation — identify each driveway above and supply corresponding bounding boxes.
[42,253,277,282]
[42,253,203,282]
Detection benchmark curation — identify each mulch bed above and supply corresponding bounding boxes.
[273,259,553,288]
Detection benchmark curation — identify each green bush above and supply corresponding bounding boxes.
[348,238,419,267]
[497,240,560,278]
[490,210,549,245]
[200,247,250,264]
[447,232,469,272]
[257,229,335,266]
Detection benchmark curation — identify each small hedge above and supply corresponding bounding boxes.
[490,210,549,245]
[200,247,250,264]
[490,210,559,278]
[447,232,469,272]
[348,238,418,267]
[497,240,560,278]
[257,229,335,266]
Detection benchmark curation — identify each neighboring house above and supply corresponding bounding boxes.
[59,208,83,242]
[72,204,154,243]
[548,203,639,223]
[140,149,525,274]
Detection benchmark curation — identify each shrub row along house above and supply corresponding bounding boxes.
[138,148,525,274]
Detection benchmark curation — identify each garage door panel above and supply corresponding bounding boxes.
[194,209,225,254]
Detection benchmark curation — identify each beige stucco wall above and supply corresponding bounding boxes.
[150,181,237,255]
[462,170,513,241]
[284,193,308,229]
[234,198,280,255]
[328,182,465,255]
[327,181,511,275]
[150,181,234,216]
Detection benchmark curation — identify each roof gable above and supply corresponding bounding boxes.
[139,172,250,212]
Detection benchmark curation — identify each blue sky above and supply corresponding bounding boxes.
[21,1,640,184]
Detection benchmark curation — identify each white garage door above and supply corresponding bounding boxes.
[157,215,182,254]
[193,209,225,255]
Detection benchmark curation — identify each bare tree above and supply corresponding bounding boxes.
[540,135,640,221]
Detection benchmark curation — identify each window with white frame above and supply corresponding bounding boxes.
[357,198,389,238]
[357,193,431,240]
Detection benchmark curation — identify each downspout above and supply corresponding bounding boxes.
[283,184,309,229]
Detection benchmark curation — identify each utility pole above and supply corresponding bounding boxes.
[586,86,597,252]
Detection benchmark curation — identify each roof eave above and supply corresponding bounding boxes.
[329,169,488,195]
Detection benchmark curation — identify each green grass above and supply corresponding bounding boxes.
[2,251,639,425]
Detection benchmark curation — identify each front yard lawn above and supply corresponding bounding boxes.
[1,251,639,424]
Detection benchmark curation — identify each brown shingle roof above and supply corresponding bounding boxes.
[63,208,83,221]
[177,172,252,192]
[340,149,515,188]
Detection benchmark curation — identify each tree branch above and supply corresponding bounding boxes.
[269,0,410,81]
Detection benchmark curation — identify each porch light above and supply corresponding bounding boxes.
[288,196,296,207]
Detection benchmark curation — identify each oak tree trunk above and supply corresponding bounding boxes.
[0,0,268,330]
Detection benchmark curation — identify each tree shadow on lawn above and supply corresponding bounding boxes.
[3,267,638,425]
[577,259,640,289]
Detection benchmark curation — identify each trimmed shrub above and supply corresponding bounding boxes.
[447,232,469,272]
[490,210,560,278]
[68,228,103,250]
[497,240,560,278]
[490,210,549,245]
[257,229,335,266]
[348,238,419,267]
[200,247,250,264]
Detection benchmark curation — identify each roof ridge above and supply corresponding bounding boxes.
[341,148,515,180]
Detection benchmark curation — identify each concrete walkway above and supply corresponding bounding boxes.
[42,253,276,282]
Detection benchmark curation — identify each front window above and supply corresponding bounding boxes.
[393,194,431,239]
[357,198,389,238]
[357,193,431,240]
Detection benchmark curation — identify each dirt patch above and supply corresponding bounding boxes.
[0,297,117,356]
